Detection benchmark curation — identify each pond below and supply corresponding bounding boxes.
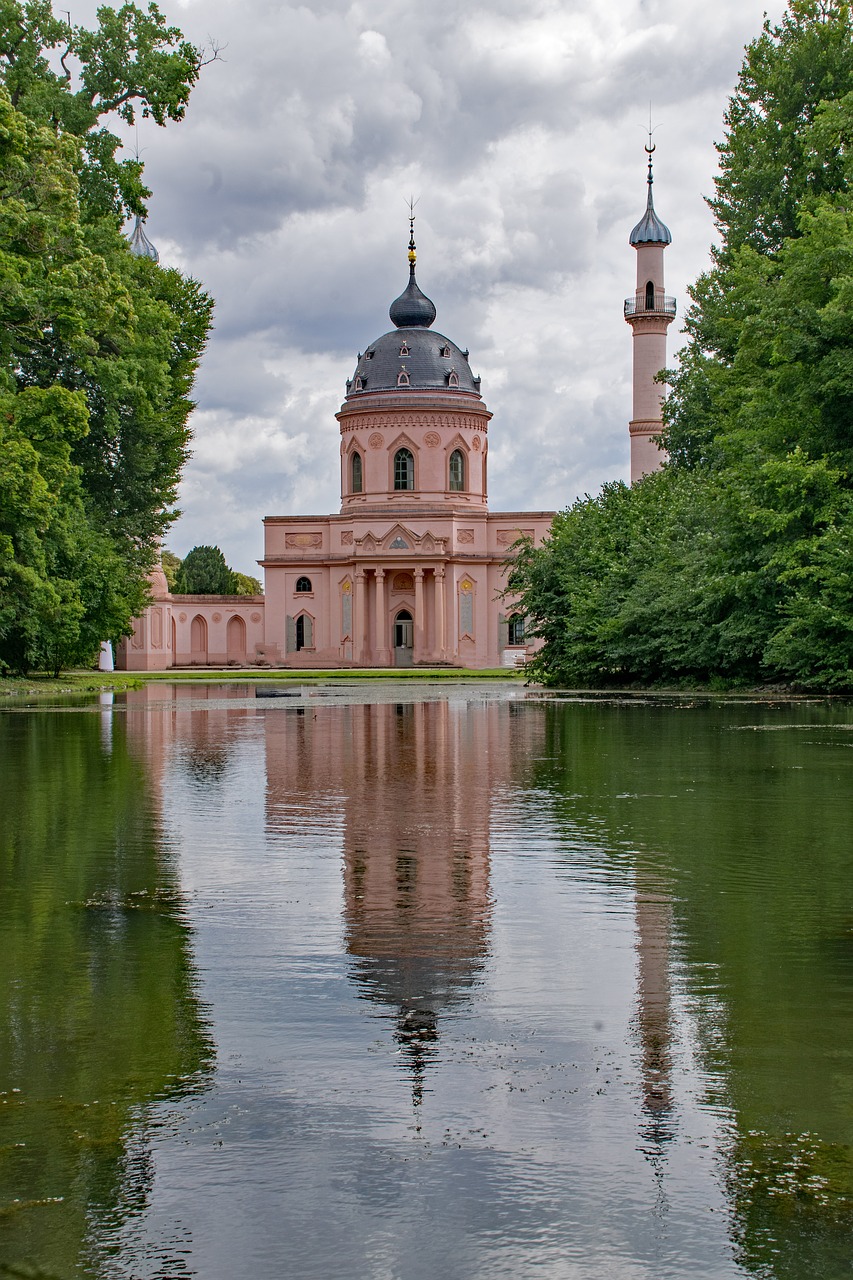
[0,683,851,1279]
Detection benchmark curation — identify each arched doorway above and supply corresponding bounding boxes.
[227,615,247,663]
[190,615,208,665]
[393,609,414,667]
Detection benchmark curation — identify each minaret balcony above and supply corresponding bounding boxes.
[624,293,676,317]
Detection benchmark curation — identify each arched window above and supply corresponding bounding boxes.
[295,576,312,593]
[394,447,414,491]
[397,367,410,387]
[645,280,655,311]
[351,451,363,494]
[449,449,465,491]
[508,615,525,645]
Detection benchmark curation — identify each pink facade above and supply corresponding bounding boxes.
[119,228,554,671]
[120,172,671,672]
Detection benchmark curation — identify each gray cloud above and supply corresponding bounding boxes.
[108,0,786,570]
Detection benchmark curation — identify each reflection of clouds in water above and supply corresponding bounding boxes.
[102,688,756,1279]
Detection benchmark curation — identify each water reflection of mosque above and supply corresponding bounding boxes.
[263,695,678,1129]
[263,697,539,1101]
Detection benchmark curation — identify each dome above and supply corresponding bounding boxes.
[629,155,672,246]
[128,216,160,262]
[347,327,481,397]
[347,219,481,397]
[389,269,437,329]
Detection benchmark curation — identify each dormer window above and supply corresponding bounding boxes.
[354,375,364,391]
[447,369,459,388]
[439,344,451,358]
[397,367,410,387]
[365,348,375,359]
[399,342,409,357]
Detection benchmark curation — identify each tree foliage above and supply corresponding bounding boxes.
[510,1,853,690]
[174,544,235,595]
[0,4,212,673]
[0,0,205,218]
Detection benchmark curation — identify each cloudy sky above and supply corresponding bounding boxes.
[111,0,785,573]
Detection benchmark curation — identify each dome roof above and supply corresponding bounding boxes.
[347,327,481,397]
[128,216,160,262]
[389,268,437,329]
[629,154,672,246]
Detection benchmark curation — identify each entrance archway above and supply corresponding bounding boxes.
[393,609,414,667]
[227,615,247,663]
[190,615,208,665]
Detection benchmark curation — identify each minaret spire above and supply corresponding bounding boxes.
[624,143,675,482]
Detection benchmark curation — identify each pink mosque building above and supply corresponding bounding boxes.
[118,155,673,671]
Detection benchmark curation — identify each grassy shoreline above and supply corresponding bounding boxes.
[0,668,846,701]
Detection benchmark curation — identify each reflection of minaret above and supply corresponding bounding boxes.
[633,881,676,1156]
[263,697,544,1108]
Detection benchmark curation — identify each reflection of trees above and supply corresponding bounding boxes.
[0,703,213,1277]
[529,697,853,1277]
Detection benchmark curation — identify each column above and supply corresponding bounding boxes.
[414,568,425,664]
[375,568,391,666]
[354,569,366,665]
[434,566,446,661]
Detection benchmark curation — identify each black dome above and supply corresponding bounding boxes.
[347,327,481,397]
[389,267,437,328]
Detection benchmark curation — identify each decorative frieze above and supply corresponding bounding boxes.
[496,528,534,546]
[285,533,323,549]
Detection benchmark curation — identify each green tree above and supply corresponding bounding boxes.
[510,0,853,692]
[232,570,263,595]
[0,4,213,673]
[160,546,181,589]
[0,0,207,219]
[710,0,853,259]
[175,544,235,594]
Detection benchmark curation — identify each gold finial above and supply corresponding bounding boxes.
[406,194,418,265]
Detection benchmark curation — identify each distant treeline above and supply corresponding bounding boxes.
[510,2,853,690]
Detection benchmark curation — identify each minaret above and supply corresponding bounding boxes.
[624,146,675,482]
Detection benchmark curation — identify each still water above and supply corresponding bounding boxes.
[0,683,851,1279]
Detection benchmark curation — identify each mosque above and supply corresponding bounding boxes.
[117,152,674,671]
